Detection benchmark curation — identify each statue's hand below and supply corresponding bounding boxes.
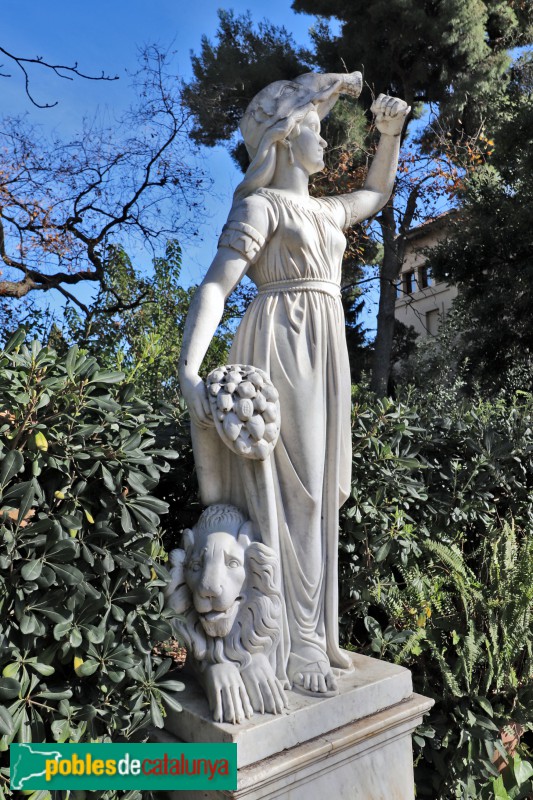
[203,662,253,724]
[241,653,288,715]
[371,94,410,137]
[180,372,213,429]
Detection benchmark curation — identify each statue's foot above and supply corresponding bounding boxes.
[292,659,339,697]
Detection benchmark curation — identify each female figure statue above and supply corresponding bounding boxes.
[178,71,409,713]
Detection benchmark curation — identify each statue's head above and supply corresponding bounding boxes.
[240,71,363,161]
[234,71,362,201]
[181,505,253,638]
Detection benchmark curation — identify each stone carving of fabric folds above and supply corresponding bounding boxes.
[192,188,353,687]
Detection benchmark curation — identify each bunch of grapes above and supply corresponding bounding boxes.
[205,364,281,460]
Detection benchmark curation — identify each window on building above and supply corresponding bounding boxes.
[426,309,440,336]
[419,264,433,289]
[403,270,415,295]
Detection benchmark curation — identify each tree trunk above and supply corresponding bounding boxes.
[370,203,401,398]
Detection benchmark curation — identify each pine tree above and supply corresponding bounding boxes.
[430,53,533,394]
[183,3,533,394]
[293,0,533,395]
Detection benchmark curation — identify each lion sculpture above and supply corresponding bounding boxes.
[166,504,288,724]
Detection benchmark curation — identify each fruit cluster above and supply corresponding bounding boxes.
[206,364,280,460]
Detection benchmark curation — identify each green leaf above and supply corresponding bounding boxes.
[89,370,125,385]
[21,559,43,581]
[36,689,73,700]
[52,563,84,585]
[154,659,172,681]
[475,715,499,731]
[2,327,26,353]
[60,514,83,530]
[0,706,14,736]
[129,503,160,527]
[375,541,391,562]
[126,472,149,495]
[492,775,511,800]
[107,669,126,683]
[54,620,74,640]
[77,704,97,721]
[160,692,183,715]
[0,450,24,487]
[115,588,151,605]
[77,660,99,677]
[70,628,83,648]
[512,755,533,786]
[122,432,143,451]
[65,344,79,380]
[101,463,116,491]
[0,678,21,700]
[132,495,169,514]
[121,506,134,533]
[150,696,164,728]
[31,663,55,677]
[157,680,185,693]
[47,539,78,561]
[51,717,71,742]
[17,480,35,525]
[20,614,37,634]
[476,696,494,717]
[35,392,51,411]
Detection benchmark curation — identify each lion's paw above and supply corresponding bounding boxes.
[241,653,288,715]
[203,662,253,724]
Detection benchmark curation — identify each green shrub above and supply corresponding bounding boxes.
[340,389,533,799]
[0,331,184,798]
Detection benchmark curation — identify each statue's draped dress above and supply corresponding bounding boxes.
[191,187,353,685]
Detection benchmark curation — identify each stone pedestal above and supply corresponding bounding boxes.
[157,653,433,799]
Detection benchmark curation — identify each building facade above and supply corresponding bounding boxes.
[395,215,457,337]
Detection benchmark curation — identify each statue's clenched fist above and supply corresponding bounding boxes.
[371,94,410,137]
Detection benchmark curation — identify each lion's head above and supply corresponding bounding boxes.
[166,504,282,668]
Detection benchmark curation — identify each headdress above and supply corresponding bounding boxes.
[240,71,363,160]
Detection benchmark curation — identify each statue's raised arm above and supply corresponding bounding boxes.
[172,71,409,723]
[337,92,410,226]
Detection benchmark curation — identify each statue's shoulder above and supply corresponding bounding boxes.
[228,189,278,221]
[222,191,280,244]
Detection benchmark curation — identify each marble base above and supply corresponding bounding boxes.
[157,653,434,799]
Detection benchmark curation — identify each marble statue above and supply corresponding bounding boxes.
[166,504,287,724]
[172,70,409,723]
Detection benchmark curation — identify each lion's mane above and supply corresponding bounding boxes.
[166,542,283,669]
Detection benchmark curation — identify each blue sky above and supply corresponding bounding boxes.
[3,2,380,329]
[3,1,314,271]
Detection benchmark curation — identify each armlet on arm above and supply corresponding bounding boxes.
[218,221,266,262]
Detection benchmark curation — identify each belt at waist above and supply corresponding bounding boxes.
[257,278,341,298]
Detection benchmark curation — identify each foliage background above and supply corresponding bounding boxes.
[0,331,185,800]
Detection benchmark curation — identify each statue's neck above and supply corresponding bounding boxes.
[269,151,310,197]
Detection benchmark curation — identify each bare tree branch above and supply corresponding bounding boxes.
[0,45,118,108]
[0,46,208,304]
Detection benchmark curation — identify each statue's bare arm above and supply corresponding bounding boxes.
[178,248,249,427]
[339,94,410,226]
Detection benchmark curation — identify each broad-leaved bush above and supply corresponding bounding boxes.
[340,388,533,799]
[0,331,184,799]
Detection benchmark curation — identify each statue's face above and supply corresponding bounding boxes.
[185,530,247,638]
[289,109,327,176]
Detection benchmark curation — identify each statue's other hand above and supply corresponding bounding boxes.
[180,373,213,429]
[371,94,411,137]
[204,663,253,724]
[241,653,288,715]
